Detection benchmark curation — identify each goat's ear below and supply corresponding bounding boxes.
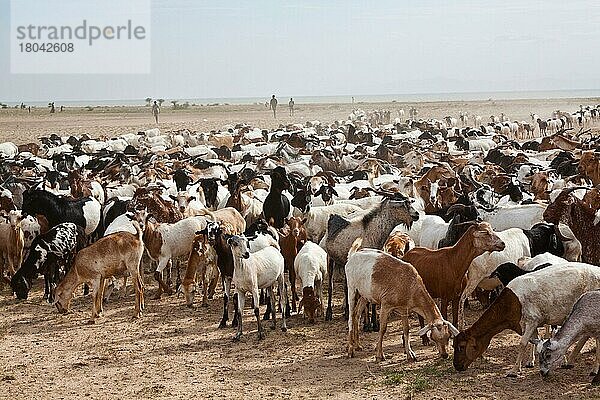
[417,324,432,337]
[188,196,196,202]
[331,188,339,197]
[301,218,308,225]
[444,320,460,337]
[168,195,177,201]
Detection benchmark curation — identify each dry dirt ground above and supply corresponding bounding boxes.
[1,277,600,400]
[0,97,599,143]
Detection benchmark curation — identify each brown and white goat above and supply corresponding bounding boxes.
[383,231,415,258]
[54,221,145,322]
[346,248,459,361]
[279,216,307,313]
[0,210,25,285]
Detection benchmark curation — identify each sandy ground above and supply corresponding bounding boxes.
[1,279,600,400]
[0,97,599,143]
[1,97,600,399]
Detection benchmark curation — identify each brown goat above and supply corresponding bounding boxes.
[579,151,600,186]
[181,233,219,307]
[383,231,414,258]
[279,217,307,313]
[54,222,145,322]
[402,222,505,342]
[544,189,600,265]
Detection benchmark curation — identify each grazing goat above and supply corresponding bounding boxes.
[346,248,459,361]
[228,235,287,340]
[11,222,85,301]
[294,241,327,323]
[403,222,505,340]
[54,221,145,322]
[536,290,600,383]
[325,194,419,322]
[453,262,600,376]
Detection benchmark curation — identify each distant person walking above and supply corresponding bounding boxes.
[269,95,278,119]
[152,100,160,124]
[289,98,295,116]
[49,102,55,113]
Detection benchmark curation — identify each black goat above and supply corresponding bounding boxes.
[263,166,291,229]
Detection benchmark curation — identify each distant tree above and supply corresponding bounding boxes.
[157,99,165,106]
[145,97,152,106]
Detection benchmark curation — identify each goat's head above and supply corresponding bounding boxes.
[453,330,488,371]
[10,275,30,300]
[418,319,460,359]
[227,235,250,259]
[384,195,420,227]
[533,338,562,377]
[469,222,505,253]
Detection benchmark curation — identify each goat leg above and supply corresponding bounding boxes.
[233,290,244,341]
[325,258,334,321]
[232,293,239,328]
[370,303,379,332]
[218,278,229,329]
[263,294,272,321]
[418,315,430,346]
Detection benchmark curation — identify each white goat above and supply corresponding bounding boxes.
[294,241,327,322]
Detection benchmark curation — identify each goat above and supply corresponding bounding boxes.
[536,290,600,383]
[181,233,219,308]
[263,166,291,228]
[294,241,327,323]
[0,211,25,286]
[346,248,459,361]
[382,231,415,258]
[325,194,419,323]
[403,222,505,341]
[453,262,600,376]
[54,221,145,322]
[227,235,287,340]
[11,222,85,301]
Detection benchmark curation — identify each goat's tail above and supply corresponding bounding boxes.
[348,237,363,259]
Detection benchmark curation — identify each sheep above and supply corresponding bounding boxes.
[294,241,327,323]
[346,248,460,361]
[536,290,600,383]
[403,222,505,337]
[227,235,287,340]
[453,262,600,376]
[53,221,145,322]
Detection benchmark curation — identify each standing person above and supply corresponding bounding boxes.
[288,97,295,116]
[269,95,278,119]
[152,100,160,124]
[49,102,55,113]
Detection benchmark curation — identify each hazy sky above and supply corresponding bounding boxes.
[1,0,599,102]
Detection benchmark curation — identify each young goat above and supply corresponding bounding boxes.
[294,241,327,323]
[536,290,600,384]
[54,221,145,322]
[346,248,459,361]
[227,234,287,340]
[181,233,219,308]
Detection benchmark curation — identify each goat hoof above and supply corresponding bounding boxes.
[407,352,417,362]
[524,362,534,368]
[561,364,574,370]
[152,293,162,300]
[505,372,518,378]
[325,309,333,321]
[232,334,241,341]
[421,337,430,346]
[372,322,380,332]
[232,319,239,328]
[87,319,96,325]
[363,323,371,332]
[258,331,266,341]
[262,313,270,321]
[281,326,287,333]
[218,320,228,329]
[375,354,385,362]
